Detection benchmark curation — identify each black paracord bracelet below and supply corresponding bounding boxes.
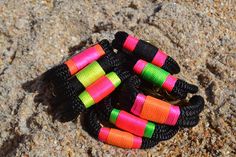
[115,75,204,127]
[43,39,112,85]
[53,52,123,99]
[117,51,199,99]
[84,106,160,149]
[112,31,180,74]
[54,67,131,122]
[97,96,179,141]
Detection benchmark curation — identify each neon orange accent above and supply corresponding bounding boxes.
[98,127,110,142]
[64,59,79,75]
[140,96,171,124]
[95,44,105,56]
[107,128,134,148]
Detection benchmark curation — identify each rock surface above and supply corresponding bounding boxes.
[0,0,235,156]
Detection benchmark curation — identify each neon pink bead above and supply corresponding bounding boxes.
[133,59,147,75]
[132,136,142,149]
[115,111,148,137]
[123,35,139,52]
[165,105,180,125]
[86,76,115,103]
[131,93,146,116]
[162,75,177,92]
[71,46,101,71]
[151,50,168,67]
[98,127,110,142]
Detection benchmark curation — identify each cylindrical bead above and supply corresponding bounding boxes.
[65,44,105,75]
[79,72,121,108]
[98,127,142,149]
[75,61,105,87]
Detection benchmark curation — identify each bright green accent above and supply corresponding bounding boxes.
[106,72,121,88]
[79,91,95,108]
[109,109,120,124]
[75,61,105,87]
[141,63,170,87]
[144,122,155,138]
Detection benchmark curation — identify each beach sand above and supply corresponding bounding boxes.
[0,0,235,156]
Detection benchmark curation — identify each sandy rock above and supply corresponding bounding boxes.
[0,0,235,156]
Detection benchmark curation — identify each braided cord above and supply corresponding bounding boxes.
[98,97,179,141]
[112,31,180,74]
[116,76,204,128]
[84,107,160,149]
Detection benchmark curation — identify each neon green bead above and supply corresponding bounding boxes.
[144,122,155,138]
[141,63,169,87]
[106,72,121,88]
[75,61,105,87]
[79,91,95,108]
[109,109,120,124]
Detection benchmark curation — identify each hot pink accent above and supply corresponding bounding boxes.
[86,76,115,103]
[133,59,147,75]
[123,35,139,52]
[98,127,110,142]
[71,45,102,71]
[132,136,142,149]
[162,75,177,92]
[165,105,180,125]
[115,111,148,137]
[151,50,168,67]
[131,93,146,116]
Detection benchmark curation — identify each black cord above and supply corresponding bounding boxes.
[43,39,111,86]
[116,76,204,128]
[115,51,198,99]
[54,68,131,122]
[112,31,180,74]
[84,106,159,149]
[170,79,199,99]
[53,52,123,99]
[97,96,179,141]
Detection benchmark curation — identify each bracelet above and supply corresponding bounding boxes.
[54,68,131,122]
[44,39,111,85]
[112,31,180,74]
[116,75,204,127]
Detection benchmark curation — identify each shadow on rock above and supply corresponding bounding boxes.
[0,132,31,157]
[21,43,87,123]
[22,72,58,120]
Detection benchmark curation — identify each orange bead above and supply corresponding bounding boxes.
[140,96,171,124]
[107,128,134,148]
[64,59,79,75]
[95,44,105,56]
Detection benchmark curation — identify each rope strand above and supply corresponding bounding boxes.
[84,107,159,149]
[116,76,204,127]
[54,52,121,99]
[112,31,180,74]
[54,69,131,122]
[43,39,111,86]
[98,97,179,141]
